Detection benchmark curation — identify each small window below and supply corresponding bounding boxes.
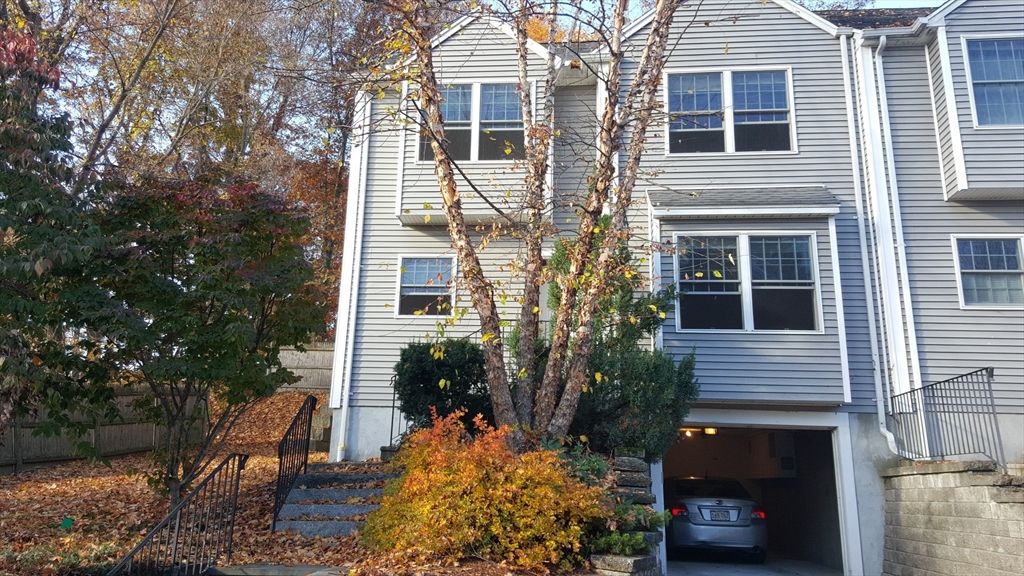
[399,257,454,316]
[733,71,791,152]
[479,84,524,160]
[420,85,472,161]
[966,39,1024,126]
[956,238,1024,306]
[668,73,725,153]
[749,236,815,330]
[675,233,819,331]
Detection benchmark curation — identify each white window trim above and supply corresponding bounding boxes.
[662,66,798,157]
[960,34,1024,130]
[950,234,1024,310]
[413,80,535,165]
[394,254,458,318]
[671,230,825,334]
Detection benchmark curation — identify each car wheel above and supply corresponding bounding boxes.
[750,550,767,564]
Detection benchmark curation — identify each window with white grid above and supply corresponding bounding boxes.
[479,84,524,160]
[398,256,455,316]
[956,238,1024,306]
[966,39,1024,126]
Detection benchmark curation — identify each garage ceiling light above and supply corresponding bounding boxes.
[703,427,718,435]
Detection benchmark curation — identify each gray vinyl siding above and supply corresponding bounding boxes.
[399,19,550,219]
[926,39,958,199]
[943,0,1024,191]
[881,45,1024,415]
[658,218,846,405]
[553,83,597,227]
[621,0,874,409]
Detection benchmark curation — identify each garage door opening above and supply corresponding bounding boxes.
[662,427,844,575]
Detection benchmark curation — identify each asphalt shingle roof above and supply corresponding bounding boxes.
[815,8,934,29]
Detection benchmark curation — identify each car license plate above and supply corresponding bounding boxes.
[709,509,730,521]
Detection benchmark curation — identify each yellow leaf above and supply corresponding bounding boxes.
[594,372,603,383]
[423,202,433,209]
[383,303,392,308]
[713,270,723,278]
[724,42,729,54]
[481,332,496,342]
[438,378,450,389]
[424,213,431,224]
[659,311,667,319]
[648,304,658,312]
[532,306,540,314]
[695,271,704,278]
[580,435,589,443]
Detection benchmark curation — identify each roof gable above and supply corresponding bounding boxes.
[925,0,971,26]
[425,11,556,66]
[621,0,839,42]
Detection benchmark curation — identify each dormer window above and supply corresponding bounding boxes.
[965,38,1024,127]
[666,69,794,154]
[419,83,525,162]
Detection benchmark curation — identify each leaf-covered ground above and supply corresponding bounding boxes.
[0,392,363,575]
[0,391,547,576]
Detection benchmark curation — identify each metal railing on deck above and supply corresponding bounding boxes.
[107,453,249,576]
[889,367,1004,465]
[271,394,317,533]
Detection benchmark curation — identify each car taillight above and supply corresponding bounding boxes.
[751,507,766,519]
[670,505,688,517]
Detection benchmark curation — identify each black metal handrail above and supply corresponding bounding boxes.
[889,367,1004,464]
[271,394,317,533]
[107,453,249,576]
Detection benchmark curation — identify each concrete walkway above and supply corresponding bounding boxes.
[667,555,842,576]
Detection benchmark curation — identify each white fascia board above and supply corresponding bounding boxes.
[773,0,839,36]
[650,205,840,219]
[484,16,562,68]
[829,215,853,404]
[926,0,970,27]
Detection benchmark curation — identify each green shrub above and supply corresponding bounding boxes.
[589,531,648,556]
[393,339,492,429]
[361,411,609,570]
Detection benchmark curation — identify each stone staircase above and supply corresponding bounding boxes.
[273,462,396,537]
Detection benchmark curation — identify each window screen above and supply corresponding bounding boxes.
[399,257,454,315]
[677,236,742,329]
[957,239,1024,305]
[967,39,1024,126]
[420,85,472,161]
[749,236,816,330]
[733,71,791,152]
[479,84,524,160]
[667,73,725,153]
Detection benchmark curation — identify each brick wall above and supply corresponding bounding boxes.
[882,461,1024,576]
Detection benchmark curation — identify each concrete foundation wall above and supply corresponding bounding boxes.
[882,460,1024,576]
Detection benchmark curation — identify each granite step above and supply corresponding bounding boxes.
[277,503,378,519]
[273,519,362,538]
[285,487,383,504]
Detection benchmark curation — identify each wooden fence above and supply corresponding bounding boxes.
[1,390,159,474]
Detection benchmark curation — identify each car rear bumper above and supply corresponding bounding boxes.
[669,519,768,552]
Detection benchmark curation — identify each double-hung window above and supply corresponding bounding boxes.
[676,234,819,331]
[398,256,455,316]
[419,83,524,161]
[954,238,1024,307]
[667,69,793,154]
[965,38,1024,126]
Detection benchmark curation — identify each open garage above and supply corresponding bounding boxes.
[660,427,845,575]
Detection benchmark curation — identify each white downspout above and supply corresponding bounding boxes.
[851,34,899,454]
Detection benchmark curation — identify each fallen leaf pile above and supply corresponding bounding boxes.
[0,391,553,576]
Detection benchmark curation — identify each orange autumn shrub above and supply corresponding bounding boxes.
[360,411,609,570]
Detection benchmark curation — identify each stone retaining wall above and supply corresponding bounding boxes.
[882,460,1024,576]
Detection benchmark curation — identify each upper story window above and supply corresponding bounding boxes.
[676,233,819,331]
[966,38,1024,126]
[419,83,524,162]
[398,256,455,316]
[954,238,1023,307]
[667,69,793,154]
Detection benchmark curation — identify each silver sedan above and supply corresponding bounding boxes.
[665,478,768,563]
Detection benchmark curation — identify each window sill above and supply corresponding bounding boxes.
[672,327,826,335]
[663,149,799,158]
[969,124,1024,131]
[411,159,523,166]
[958,304,1024,311]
